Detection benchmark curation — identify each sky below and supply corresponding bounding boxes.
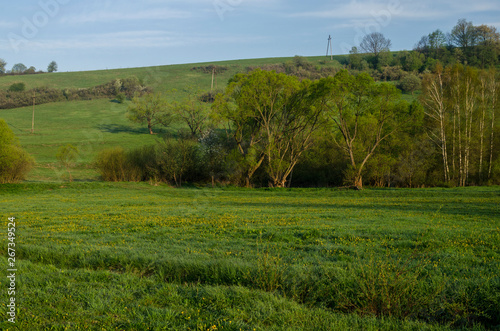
[0,0,499,72]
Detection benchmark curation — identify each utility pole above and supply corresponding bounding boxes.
[31,90,35,134]
[326,35,333,60]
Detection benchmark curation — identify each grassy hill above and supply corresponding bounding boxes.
[0,56,347,92]
[0,55,350,182]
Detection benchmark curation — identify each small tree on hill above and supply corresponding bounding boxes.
[11,63,27,74]
[360,32,392,57]
[0,59,6,74]
[48,61,58,73]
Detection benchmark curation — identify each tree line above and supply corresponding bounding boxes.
[0,60,58,75]
[348,18,500,73]
[96,65,499,188]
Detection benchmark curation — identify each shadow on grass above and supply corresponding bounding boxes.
[97,124,151,135]
[215,200,499,218]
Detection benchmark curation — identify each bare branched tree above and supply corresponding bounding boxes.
[360,32,392,56]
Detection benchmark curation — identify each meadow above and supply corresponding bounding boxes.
[0,183,499,330]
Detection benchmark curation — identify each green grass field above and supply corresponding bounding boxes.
[0,184,499,330]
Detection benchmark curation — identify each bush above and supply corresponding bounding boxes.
[95,147,140,182]
[0,119,34,183]
[95,138,205,185]
[115,93,126,104]
[398,74,421,94]
[8,82,26,92]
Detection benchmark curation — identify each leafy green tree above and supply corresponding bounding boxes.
[128,93,174,135]
[475,25,500,67]
[11,63,27,74]
[376,50,393,70]
[174,97,208,137]
[398,74,421,95]
[47,61,58,73]
[212,69,323,187]
[25,66,36,74]
[399,51,424,72]
[0,119,34,183]
[56,144,79,182]
[0,59,7,74]
[315,70,414,188]
[428,29,447,50]
[428,29,448,60]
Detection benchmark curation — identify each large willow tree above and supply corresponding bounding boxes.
[212,69,324,187]
[314,70,415,188]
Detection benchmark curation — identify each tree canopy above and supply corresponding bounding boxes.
[360,32,392,56]
[48,61,58,73]
[212,69,324,187]
[0,119,34,183]
[128,92,174,135]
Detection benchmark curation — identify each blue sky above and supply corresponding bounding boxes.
[1,0,499,72]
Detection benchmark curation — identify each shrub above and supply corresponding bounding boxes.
[95,147,140,182]
[0,119,34,183]
[115,93,126,104]
[8,82,26,92]
[95,138,205,185]
[399,74,422,94]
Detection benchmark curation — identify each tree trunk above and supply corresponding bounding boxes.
[488,106,495,180]
[148,120,154,135]
[488,79,497,180]
[452,106,456,181]
[478,77,487,184]
[354,173,363,189]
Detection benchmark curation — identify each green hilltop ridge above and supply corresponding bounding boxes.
[0,55,346,93]
[0,55,349,182]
